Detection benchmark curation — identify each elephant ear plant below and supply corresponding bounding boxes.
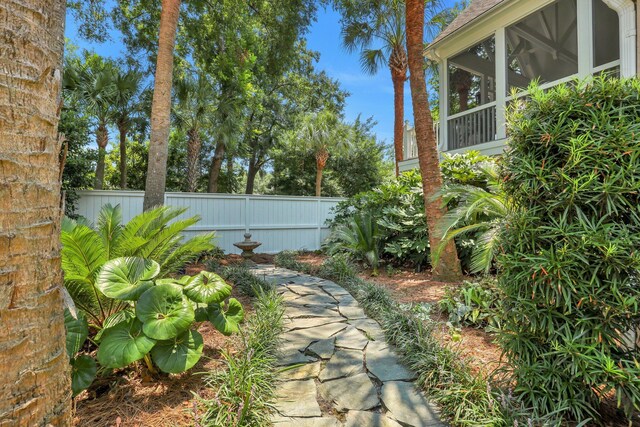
[95,257,244,374]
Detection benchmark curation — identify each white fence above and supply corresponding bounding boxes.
[75,191,344,254]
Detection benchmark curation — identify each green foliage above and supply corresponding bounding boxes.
[64,309,97,396]
[201,266,284,426]
[329,153,500,272]
[439,278,503,330]
[498,77,640,423]
[329,169,430,269]
[94,258,242,374]
[327,212,381,273]
[272,116,390,197]
[61,204,215,328]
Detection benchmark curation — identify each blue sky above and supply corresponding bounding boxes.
[65,1,457,147]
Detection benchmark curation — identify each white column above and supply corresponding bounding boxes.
[577,0,594,77]
[495,27,507,140]
[602,0,637,77]
[439,59,448,152]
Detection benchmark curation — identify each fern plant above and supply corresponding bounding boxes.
[61,204,215,328]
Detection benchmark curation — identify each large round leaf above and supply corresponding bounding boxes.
[97,318,156,368]
[183,271,232,304]
[96,257,160,300]
[156,276,192,286]
[64,308,88,357]
[150,329,204,374]
[136,284,194,340]
[95,309,135,342]
[71,355,97,396]
[208,298,245,336]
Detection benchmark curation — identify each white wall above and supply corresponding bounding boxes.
[75,191,344,254]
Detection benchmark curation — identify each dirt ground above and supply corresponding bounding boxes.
[73,266,252,427]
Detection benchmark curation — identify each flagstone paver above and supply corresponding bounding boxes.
[249,265,445,427]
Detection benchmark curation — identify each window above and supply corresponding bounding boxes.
[448,36,495,115]
[506,0,578,92]
[593,0,619,67]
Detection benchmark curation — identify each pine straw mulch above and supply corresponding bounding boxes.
[73,270,253,427]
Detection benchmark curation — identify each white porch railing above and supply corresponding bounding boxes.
[447,103,497,150]
[402,121,441,161]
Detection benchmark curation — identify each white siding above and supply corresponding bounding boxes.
[75,191,344,254]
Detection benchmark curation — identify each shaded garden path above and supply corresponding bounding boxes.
[250,265,444,427]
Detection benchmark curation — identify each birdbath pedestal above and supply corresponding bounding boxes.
[233,233,262,263]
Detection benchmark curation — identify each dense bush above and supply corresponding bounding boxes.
[439,278,503,330]
[328,153,495,271]
[61,204,241,394]
[498,77,640,423]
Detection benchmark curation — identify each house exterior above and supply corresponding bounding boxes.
[399,0,637,172]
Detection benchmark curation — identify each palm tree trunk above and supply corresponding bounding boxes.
[119,125,127,189]
[225,153,234,192]
[406,0,462,281]
[391,69,405,176]
[315,149,329,197]
[143,0,181,210]
[207,141,225,193]
[185,127,201,192]
[0,0,72,424]
[94,123,108,190]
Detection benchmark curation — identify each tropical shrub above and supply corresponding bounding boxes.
[328,154,497,271]
[326,212,381,273]
[61,203,215,329]
[498,77,640,423]
[94,258,243,374]
[439,278,503,330]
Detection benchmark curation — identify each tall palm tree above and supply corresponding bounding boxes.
[405,0,462,280]
[0,0,72,423]
[338,0,407,176]
[143,0,181,210]
[112,68,144,189]
[174,71,214,192]
[295,111,350,196]
[64,64,116,190]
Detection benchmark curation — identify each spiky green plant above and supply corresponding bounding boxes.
[61,203,215,328]
[327,212,381,274]
[499,76,640,423]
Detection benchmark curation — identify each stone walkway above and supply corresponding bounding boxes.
[250,265,444,427]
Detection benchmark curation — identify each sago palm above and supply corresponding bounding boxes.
[61,204,215,328]
[328,212,381,274]
[432,162,510,274]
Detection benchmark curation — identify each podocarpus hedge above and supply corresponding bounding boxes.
[499,77,640,423]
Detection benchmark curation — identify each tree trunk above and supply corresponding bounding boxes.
[0,0,72,424]
[207,141,225,193]
[315,149,329,197]
[119,125,127,189]
[143,0,181,210]
[245,160,258,195]
[406,0,462,281]
[390,46,407,177]
[225,153,234,192]
[94,123,108,190]
[185,127,202,192]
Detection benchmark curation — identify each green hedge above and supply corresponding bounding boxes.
[499,77,640,423]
